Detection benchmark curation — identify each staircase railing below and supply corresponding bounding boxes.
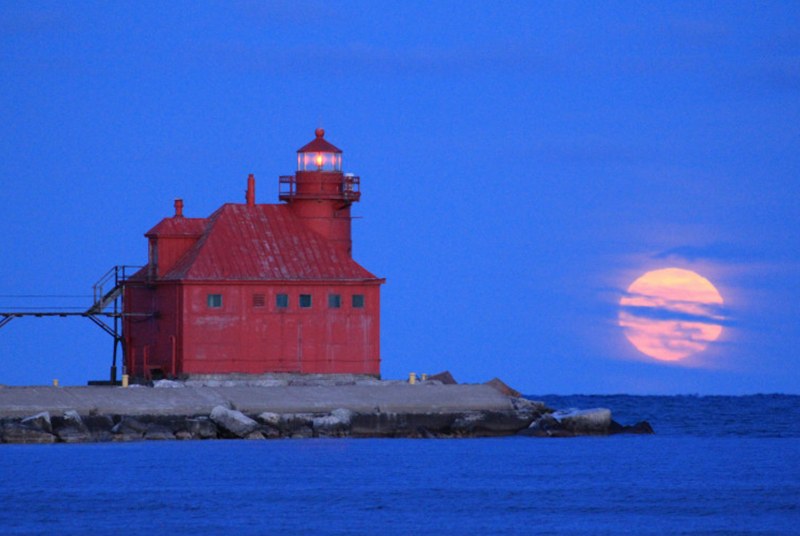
[89,265,142,314]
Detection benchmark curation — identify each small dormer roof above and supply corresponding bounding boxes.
[145,217,207,238]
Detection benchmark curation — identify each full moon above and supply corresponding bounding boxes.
[619,268,724,361]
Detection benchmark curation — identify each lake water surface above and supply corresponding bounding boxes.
[1,395,798,535]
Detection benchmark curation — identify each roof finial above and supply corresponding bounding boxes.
[315,128,325,139]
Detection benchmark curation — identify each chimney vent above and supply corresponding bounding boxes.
[246,174,256,206]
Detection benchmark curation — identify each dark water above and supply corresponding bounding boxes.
[1,395,798,535]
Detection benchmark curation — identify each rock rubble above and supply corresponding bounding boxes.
[521,407,653,437]
[0,396,652,444]
[0,374,654,444]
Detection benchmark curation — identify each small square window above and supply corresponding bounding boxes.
[299,294,312,308]
[207,294,223,308]
[253,294,265,307]
[352,294,365,308]
[276,294,289,309]
[328,294,341,308]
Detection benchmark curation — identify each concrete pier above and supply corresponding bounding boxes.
[0,383,514,418]
[0,381,653,443]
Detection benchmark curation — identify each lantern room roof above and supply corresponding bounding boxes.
[297,128,342,154]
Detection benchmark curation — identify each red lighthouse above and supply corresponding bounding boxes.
[123,130,384,379]
[280,128,359,255]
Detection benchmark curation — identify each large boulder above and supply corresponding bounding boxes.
[552,408,612,434]
[520,413,574,437]
[210,406,258,438]
[456,410,534,436]
[56,427,92,443]
[511,397,552,420]
[521,408,613,437]
[280,413,315,438]
[522,409,655,437]
[21,412,52,434]
[312,408,355,436]
[63,410,88,431]
[144,423,176,440]
[2,422,57,444]
[54,410,91,443]
[428,371,457,385]
[255,412,282,438]
[484,378,521,398]
[186,417,218,439]
[609,420,655,435]
[112,417,148,441]
[84,414,115,442]
[257,412,281,428]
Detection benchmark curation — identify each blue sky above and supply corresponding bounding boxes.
[1,1,798,393]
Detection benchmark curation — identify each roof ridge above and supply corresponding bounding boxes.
[162,205,227,279]
[159,202,381,282]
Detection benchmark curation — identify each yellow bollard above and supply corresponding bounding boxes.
[421,373,428,381]
[52,379,59,387]
[122,374,129,388]
[409,372,416,384]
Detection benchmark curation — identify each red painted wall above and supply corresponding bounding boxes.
[179,282,380,375]
[124,283,181,378]
[125,281,381,378]
[152,237,198,277]
[288,171,354,255]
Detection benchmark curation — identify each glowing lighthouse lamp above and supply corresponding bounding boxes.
[297,128,342,171]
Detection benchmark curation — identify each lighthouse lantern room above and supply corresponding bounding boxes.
[297,128,342,171]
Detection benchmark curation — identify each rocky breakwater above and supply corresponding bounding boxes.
[0,377,653,444]
[520,407,654,437]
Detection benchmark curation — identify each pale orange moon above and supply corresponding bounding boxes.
[619,268,724,361]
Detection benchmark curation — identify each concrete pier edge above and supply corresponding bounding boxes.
[0,380,654,443]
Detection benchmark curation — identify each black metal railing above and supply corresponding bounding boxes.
[279,175,361,202]
[90,265,143,312]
